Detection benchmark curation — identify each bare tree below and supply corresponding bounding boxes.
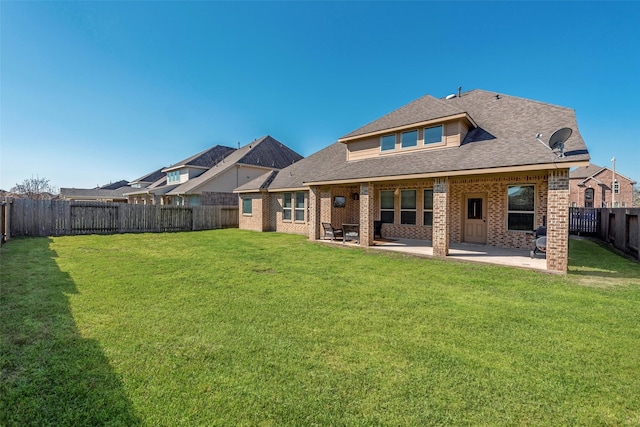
[10,177,57,199]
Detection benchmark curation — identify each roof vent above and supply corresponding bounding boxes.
[445,94,456,100]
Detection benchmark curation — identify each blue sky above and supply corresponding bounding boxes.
[2,1,639,190]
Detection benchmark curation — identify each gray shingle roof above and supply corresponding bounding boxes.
[163,145,236,171]
[238,89,590,192]
[129,168,165,186]
[60,186,133,199]
[570,163,605,179]
[342,94,468,139]
[168,135,303,195]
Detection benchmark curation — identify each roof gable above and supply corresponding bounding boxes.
[341,94,468,139]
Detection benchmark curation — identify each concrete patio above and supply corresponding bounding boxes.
[320,237,548,271]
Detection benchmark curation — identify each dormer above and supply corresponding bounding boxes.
[163,165,209,185]
[339,112,477,162]
[337,93,477,162]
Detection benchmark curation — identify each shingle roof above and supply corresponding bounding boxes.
[570,163,606,179]
[310,89,590,183]
[129,168,165,186]
[342,94,467,139]
[60,187,133,199]
[163,145,236,171]
[237,89,590,192]
[236,142,346,191]
[168,135,303,195]
[99,180,130,190]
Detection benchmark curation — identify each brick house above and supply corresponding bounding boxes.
[236,89,591,272]
[569,163,636,208]
[125,136,302,206]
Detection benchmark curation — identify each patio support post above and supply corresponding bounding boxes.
[433,177,450,257]
[308,186,320,241]
[359,183,371,247]
[547,169,570,272]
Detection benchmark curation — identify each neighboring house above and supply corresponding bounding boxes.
[569,163,636,208]
[236,89,591,272]
[128,168,166,190]
[125,136,302,206]
[60,181,132,202]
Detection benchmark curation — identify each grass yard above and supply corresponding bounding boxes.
[1,230,639,426]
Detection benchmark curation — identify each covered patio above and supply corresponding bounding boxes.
[319,237,548,271]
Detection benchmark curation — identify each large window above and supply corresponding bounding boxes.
[294,192,305,221]
[424,125,443,145]
[381,134,396,151]
[423,189,433,226]
[400,190,416,225]
[507,185,535,231]
[283,192,292,220]
[613,181,619,194]
[242,197,252,215]
[380,190,394,223]
[401,130,418,148]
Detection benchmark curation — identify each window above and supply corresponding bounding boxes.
[283,192,292,220]
[381,134,396,151]
[167,171,180,183]
[401,190,416,225]
[423,189,433,226]
[295,192,305,221]
[401,130,418,148]
[613,181,619,194]
[380,190,394,223]
[507,185,535,231]
[242,197,252,215]
[424,125,443,145]
[584,188,594,208]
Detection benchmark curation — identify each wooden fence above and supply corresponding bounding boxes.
[3,199,239,239]
[597,207,640,261]
[569,207,600,235]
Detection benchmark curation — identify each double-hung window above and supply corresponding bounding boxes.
[380,190,394,223]
[424,125,443,145]
[242,197,252,215]
[381,134,396,151]
[283,192,292,220]
[423,189,433,226]
[167,171,180,183]
[401,130,418,148]
[507,185,535,231]
[400,190,416,225]
[294,192,305,221]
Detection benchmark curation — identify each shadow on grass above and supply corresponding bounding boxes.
[568,238,640,283]
[0,238,141,425]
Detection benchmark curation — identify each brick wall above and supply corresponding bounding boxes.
[432,177,450,257]
[449,173,548,249]
[547,169,570,272]
[569,169,635,208]
[238,193,267,231]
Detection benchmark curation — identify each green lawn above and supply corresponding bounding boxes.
[1,230,639,426]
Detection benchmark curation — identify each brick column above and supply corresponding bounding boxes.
[547,169,570,272]
[308,186,320,241]
[432,177,450,257]
[359,183,371,247]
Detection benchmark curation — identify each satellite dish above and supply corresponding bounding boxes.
[535,127,572,157]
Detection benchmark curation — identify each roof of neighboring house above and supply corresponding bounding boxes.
[235,142,346,192]
[99,180,130,190]
[570,163,636,184]
[237,89,590,191]
[60,186,133,200]
[162,145,236,172]
[168,135,303,195]
[129,168,165,186]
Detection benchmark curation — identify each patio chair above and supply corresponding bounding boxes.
[322,222,343,241]
[342,224,360,244]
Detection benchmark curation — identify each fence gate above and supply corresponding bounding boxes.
[569,207,600,235]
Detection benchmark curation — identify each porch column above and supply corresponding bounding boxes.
[433,177,450,257]
[547,169,570,272]
[308,186,320,241]
[359,183,372,247]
